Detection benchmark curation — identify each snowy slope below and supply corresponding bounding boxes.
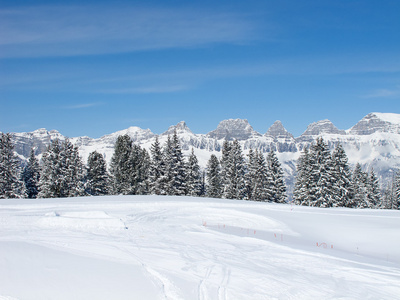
[0,195,399,299]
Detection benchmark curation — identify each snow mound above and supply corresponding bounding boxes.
[38,210,126,232]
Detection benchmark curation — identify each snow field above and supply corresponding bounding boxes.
[1,195,400,299]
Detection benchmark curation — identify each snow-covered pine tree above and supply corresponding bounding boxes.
[265,149,287,203]
[149,136,165,195]
[223,139,246,200]
[308,138,335,207]
[220,140,232,193]
[206,154,222,198]
[38,139,84,198]
[21,148,40,198]
[366,168,381,208]
[163,131,186,196]
[293,147,311,206]
[110,135,133,195]
[252,150,269,201]
[331,143,352,207]
[351,163,368,208]
[38,139,62,198]
[245,149,256,200]
[186,148,202,196]
[86,151,110,196]
[395,171,400,209]
[61,139,85,197]
[0,133,25,198]
[130,145,150,195]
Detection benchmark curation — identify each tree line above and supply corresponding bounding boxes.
[293,137,399,209]
[1,132,400,209]
[0,131,286,203]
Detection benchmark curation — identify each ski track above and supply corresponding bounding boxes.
[0,195,400,299]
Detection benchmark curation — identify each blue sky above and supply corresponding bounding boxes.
[1,0,399,138]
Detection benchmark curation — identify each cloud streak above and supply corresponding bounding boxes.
[0,5,260,58]
[362,86,400,99]
[64,102,104,109]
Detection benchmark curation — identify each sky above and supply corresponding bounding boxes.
[1,0,399,138]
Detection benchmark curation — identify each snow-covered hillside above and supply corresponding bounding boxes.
[9,112,400,191]
[0,196,399,299]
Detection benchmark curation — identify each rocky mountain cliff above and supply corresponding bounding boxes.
[6,112,400,195]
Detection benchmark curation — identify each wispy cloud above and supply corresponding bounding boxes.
[64,102,104,109]
[361,86,400,99]
[98,85,189,94]
[0,5,261,58]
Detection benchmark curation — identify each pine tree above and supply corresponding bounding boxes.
[149,136,165,195]
[110,135,133,195]
[251,150,269,201]
[220,140,232,193]
[245,149,256,200]
[86,151,109,196]
[206,154,222,198]
[351,163,368,208]
[331,143,352,207]
[21,148,40,198]
[186,148,202,196]
[308,138,335,207]
[0,133,24,198]
[163,131,186,196]
[223,140,246,200]
[366,168,380,208]
[265,150,287,203]
[62,139,85,197]
[395,171,400,209]
[293,147,311,206]
[38,139,84,198]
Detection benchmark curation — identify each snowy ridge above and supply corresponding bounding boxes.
[0,195,399,299]
[8,112,400,192]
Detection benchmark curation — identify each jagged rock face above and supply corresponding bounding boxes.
[349,113,400,135]
[301,119,346,136]
[207,119,261,141]
[162,121,193,136]
[12,129,65,157]
[265,121,294,139]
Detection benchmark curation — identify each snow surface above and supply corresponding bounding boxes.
[373,112,400,125]
[1,196,399,300]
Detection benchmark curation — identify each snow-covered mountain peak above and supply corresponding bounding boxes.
[265,121,294,139]
[207,119,261,140]
[349,112,400,135]
[99,126,155,144]
[301,119,345,136]
[162,121,193,136]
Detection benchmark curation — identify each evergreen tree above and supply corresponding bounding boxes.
[149,136,165,195]
[251,150,269,201]
[366,168,380,208]
[223,140,246,200]
[0,133,24,198]
[220,140,232,193]
[86,151,109,196]
[293,147,312,206]
[62,139,85,197]
[38,139,85,198]
[110,135,133,195]
[395,171,400,209]
[186,148,202,196]
[331,143,352,207]
[351,163,368,208]
[265,150,287,203]
[164,131,186,195]
[308,138,335,207]
[206,154,222,198]
[21,148,40,198]
[245,149,256,200]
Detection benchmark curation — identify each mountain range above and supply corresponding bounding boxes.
[6,112,400,195]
